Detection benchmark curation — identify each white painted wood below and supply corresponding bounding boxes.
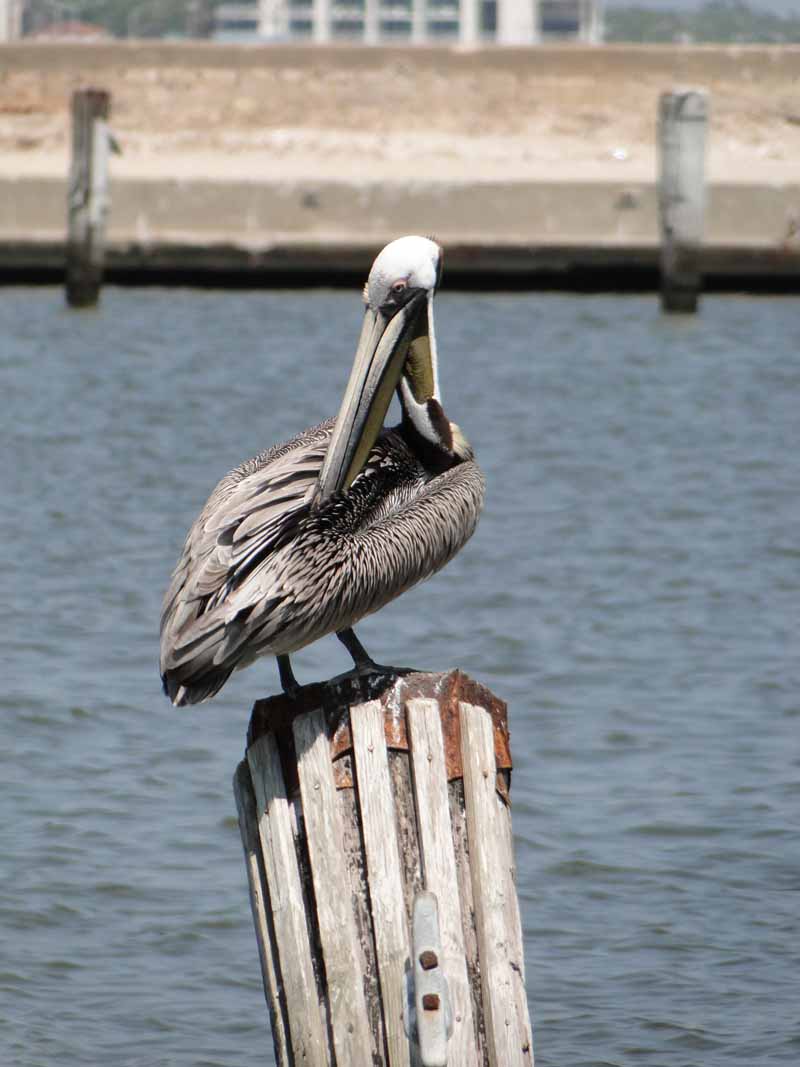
[460,701,532,1066]
[247,734,330,1067]
[293,710,373,1065]
[233,761,290,1066]
[497,783,534,1060]
[352,700,412,1067]
[658,88,709,312]
[407,698,479,1067]
[497,803,526,982]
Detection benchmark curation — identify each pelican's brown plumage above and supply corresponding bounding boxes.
[160,236,484,704]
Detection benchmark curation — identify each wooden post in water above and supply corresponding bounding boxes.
[657,88,709,313]
[66,88,111,308]
[234,669,533,1066]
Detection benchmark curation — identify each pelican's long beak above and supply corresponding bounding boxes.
[403,289,440,407]
[313,289,428,507]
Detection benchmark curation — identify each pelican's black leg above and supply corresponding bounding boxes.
[336,627,379,671]
[337,627,402,675]
[277,654,300,700]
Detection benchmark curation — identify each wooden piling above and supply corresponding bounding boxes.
[657,88,709,313]
[234,669,533,1066]
[66,88,111,308]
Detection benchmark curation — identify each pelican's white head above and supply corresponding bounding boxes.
[314,236,449,506]
[364,236,444,440]
[364,235,442,313]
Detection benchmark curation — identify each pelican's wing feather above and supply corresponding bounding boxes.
[160,419,333,670]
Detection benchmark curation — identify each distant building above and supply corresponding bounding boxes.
[214,3,264,40]
[213,0,604,44]
[0,0,23,41]
[27,20,112,41]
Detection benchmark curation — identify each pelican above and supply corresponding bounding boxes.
[160,236,484,705]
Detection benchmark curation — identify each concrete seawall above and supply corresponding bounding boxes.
[4,173,798,285]
[3,39,800,79]
[2,42,799,285]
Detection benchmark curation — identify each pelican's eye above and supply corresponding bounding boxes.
[380,277,414,316]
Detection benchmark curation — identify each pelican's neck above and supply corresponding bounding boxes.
[398,379,457,473]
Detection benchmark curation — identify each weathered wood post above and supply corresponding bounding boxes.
[657,88,709,313]
[66,88,111,308]
[234,669,533,1066]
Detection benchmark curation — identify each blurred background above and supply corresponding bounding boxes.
[2,0,800,44]
[2,5,799,1067]
[2,2,800,285]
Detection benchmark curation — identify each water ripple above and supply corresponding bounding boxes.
[3,289,799,1067]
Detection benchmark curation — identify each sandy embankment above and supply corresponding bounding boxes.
[1,42,799,271]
